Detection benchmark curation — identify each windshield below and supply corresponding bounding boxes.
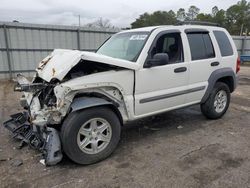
[96,32,149,62]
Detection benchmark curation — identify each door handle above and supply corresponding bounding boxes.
[211,61,220,66]
[174,67,187,73]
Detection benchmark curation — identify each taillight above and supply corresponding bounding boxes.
[236,57,240,73]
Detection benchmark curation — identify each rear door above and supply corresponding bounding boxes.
[185,29,218,104]
[213,30,237,71]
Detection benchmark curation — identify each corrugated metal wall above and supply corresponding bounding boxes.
[0,22,250,79]
[233,35,250,55]
[0,22,118,79]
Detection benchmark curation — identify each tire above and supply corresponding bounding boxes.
[201,82,230,119]
[61,106,121,165]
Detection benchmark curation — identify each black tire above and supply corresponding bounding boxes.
[201,82,230,119]
[61,106,121,165]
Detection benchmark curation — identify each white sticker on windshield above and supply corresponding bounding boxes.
[129,35,147,40]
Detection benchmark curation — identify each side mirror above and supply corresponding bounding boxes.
[144,53,169,68]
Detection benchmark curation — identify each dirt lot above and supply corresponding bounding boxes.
[0,67,250,188]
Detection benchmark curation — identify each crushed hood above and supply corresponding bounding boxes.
[36,49,140,82]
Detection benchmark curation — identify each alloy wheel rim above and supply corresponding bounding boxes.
[77,118,112,154]
[214,90,227,113]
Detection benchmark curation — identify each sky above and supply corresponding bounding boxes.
[0,0,241,28]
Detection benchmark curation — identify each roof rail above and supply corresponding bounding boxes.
[176,21,220,27]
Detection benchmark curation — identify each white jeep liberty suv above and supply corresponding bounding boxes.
[4,24,240,165]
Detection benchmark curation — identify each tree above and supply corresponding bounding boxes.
[130,0,250,35]
[186,6,200,20]
[196,13,213,22]
[226,0,250,35]
[212,6,219,17]
[196,7,225,27]
[131,11,177,28]
[177,8,186,21]
[86,18,112,28]
[214,9,226,27]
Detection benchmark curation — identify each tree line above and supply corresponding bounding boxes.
[130,0,250,35]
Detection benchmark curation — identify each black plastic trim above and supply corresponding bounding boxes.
[174,67,187,73]
[201,67,237,103]
[70,97,113,112]
[210,61,220,66]
[140,86,206,104]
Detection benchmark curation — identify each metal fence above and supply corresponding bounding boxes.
[0,22,250,79]
[0,22,119,79]
[232,35,250,56]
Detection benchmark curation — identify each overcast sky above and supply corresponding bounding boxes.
[0,0,240,28]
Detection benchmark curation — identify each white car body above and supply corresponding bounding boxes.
[22,25,237,125]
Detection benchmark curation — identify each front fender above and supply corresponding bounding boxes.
[69,97,124,124]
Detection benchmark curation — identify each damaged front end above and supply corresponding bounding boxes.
[3,49,135,166]
[3,74,63,166]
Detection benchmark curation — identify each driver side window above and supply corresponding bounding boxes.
[151,33,184,64]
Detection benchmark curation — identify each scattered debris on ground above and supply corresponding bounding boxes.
[177,125,184,129]
[10,159,23,167]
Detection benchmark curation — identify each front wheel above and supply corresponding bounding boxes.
[201,82,230,119]
[61,106,121,165]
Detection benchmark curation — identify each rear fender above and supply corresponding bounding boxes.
[201,68,237,103]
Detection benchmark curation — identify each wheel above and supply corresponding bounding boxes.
[201,82,230,119]
[61,106,121,164]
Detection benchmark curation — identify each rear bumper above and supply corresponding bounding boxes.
[235,74,239,90]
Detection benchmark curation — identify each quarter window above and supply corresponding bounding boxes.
[187,33,215,61]
[213,31,233,57]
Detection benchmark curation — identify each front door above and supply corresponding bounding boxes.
[134,31,189,117]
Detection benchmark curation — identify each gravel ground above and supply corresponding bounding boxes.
[0,67,249,188]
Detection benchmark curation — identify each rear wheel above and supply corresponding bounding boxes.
[61,107,121,164]
[201,82,230,119]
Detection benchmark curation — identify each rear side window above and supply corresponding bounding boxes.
[213,31,233,57]
[187,33,215,61]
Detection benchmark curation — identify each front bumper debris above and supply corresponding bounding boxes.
[3,112,63,166]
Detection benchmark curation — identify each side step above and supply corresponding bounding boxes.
[3,112,63,166]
